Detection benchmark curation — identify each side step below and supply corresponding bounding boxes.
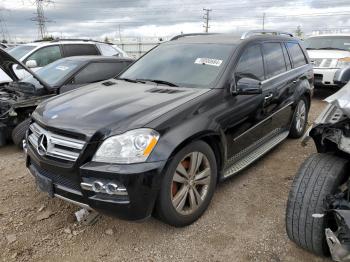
[223,131,289,178]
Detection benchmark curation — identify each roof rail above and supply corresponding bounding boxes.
[241,30,294,40]
[50,38,113,45]
[170,33,219,41]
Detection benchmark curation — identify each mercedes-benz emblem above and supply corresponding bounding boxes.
[37,134,48,156]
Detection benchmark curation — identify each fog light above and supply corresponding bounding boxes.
[92,181,104,192]
[106,183,118,195]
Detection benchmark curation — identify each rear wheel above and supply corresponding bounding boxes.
[286,153,348,256]
[289,96,309,138]
[12,119,31,149]
[156,140,217,227]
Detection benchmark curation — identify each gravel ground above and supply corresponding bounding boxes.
[0,89,335,262]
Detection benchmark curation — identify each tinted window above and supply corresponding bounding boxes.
[8,45,36,60]
[26,45,62,67]
[120,43,235,88]
[235,44,264,81]
[98,44,120,56]
[287,42,307,67]
[62,44,99,57]
[262,43,287,78]
[73,62,124,84]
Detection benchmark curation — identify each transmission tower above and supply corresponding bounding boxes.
[203,8,212,33]
[31,0,54,40]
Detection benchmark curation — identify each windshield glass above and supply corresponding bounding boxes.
[8,45,36,60]
[120,43,235,88]
[304,36,350,51]
[21,59,82,88]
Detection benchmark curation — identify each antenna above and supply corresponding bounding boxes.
[31,0,54,40]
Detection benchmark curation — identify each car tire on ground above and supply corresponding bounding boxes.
[156,140,217,227]
[286,153,348,256]
[289,96,309,138]
[12,118,31,149]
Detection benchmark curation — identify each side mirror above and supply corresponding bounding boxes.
[25,60,38,68]
[236,77,262,95]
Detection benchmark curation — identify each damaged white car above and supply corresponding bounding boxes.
[286,83,350,261]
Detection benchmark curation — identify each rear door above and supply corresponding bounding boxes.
[260,42,294,135]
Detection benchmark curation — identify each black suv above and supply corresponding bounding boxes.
[26,31,314,227]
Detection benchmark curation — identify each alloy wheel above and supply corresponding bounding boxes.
[171,152,211,215]
[295,100,307,133]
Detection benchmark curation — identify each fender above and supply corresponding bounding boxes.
[334,66,350,85]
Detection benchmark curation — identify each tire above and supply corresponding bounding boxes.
[156,140,217,227]
[286,153,348,256]
[11,119,31,149]
[289,96,309,138]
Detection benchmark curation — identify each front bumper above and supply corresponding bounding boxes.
[314,68,339,87]
[26,145,167,221]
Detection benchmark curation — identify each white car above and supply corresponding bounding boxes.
[5,39,129,80]
[305,34,350,87]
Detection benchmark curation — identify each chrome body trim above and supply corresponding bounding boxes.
[28,122,85,162]
[55,194,93,210]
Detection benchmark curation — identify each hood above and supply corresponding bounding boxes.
[307,49,350,59]
[325,82,350,117]
[33,80,210,138]
[0,49,50,90]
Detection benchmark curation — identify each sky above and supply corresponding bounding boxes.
[0,0,350,42]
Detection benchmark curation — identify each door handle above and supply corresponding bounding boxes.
[264,93,273,100]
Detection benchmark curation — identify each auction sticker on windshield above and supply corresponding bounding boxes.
[195,58,223,67]
[56,66,70,71]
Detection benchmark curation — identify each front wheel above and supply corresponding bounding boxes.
[156,140,217,227]
[289,96,309,138]
[12,118,31,149]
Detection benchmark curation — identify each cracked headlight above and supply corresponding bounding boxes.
[92,128,160,164]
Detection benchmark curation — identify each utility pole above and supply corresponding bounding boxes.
[0,9,10,42]
[262,12,266,31]
[203,8,212,33]
[31,0,54,40]
[118,24,122,43]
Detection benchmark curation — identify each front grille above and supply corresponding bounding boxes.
[28,122,86,162]
[30,163,81,192]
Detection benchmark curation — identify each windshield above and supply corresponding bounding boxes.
[8,45,36,60]
[304,36,350,51]
[21,59,82,88]
[120,43,235,88]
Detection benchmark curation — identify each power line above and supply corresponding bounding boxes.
[30,0,54,40]
[203,8,212,33]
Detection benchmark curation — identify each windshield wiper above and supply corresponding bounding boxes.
[136,79,178,87]
[117,77,146,84]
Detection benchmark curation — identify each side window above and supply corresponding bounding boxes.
[235,44,265,81]
[72,62,124,84]
[62,44,99,57]
[26,45,62,67]
[282,43,292,70]
[262,42,287,78]
[97,44,120,56]
[286,42,307,68]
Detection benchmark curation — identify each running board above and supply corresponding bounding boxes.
[223,131,289,178]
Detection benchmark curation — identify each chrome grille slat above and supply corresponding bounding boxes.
[28,122,85,162]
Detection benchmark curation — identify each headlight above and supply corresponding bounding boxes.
[92,128,160,164]
[337,57,350,68]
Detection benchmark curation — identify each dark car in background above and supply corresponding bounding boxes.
[0,49,133,147]
[26,31,313,227]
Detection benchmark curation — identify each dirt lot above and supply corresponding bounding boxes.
[0,90,335,262]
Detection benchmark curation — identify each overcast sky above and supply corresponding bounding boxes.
[0,0,350,42]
